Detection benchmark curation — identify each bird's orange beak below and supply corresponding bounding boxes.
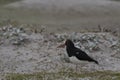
[57,43,66,48]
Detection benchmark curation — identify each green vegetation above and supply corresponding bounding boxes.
[5,71,120,80]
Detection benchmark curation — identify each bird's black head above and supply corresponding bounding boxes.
[57,39,75,48]
[65,39,75,48]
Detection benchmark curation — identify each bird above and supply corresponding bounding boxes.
[57,39,99,64]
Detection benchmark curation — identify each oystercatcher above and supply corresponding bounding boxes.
[57,39,99,64]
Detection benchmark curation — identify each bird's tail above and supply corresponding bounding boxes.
[94,60,99,64]
[89,58,99,64]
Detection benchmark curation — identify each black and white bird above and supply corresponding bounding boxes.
[57,39,99,64]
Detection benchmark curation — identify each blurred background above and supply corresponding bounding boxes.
[0,0,120,33]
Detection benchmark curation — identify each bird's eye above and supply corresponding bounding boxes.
[76,52,79,54]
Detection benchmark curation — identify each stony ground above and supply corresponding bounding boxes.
[0,24,120,79]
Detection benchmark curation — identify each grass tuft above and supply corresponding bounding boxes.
[5,70,120,80]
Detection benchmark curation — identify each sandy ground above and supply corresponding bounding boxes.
[5,0,120,33]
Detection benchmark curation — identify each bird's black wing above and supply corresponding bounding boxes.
[74,47,98,64]
[66,47,75,57]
